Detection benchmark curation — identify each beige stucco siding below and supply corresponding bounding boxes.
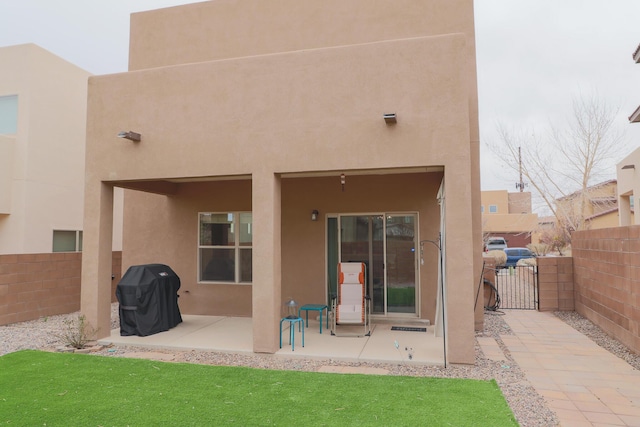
[87,35,469,182]
[129,0,475,71]
[0,44,89,254]
[83,0,479,364]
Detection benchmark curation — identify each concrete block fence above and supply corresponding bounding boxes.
[0,251,121,326]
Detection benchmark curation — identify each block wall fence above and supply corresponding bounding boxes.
[0,251,121,326]
[572,226,640,356]
[482,225,639,355]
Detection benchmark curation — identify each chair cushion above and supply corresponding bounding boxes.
[337,304,363,323]
[340,283,363,305]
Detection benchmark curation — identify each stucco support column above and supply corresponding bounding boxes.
[252,171,282,353]
[80,181,114,339]
[619,196,631,226]
[443,170,476,365]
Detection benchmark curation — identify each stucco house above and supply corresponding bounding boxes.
[0,44,124,325]
[81,0,482,364]
[481,190,538,248]
[0,44,91,254]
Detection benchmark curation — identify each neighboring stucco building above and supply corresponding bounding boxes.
[555,179,618,230]
[0,44,125,325]
[481,190,538,248]
[621,44,640,226]
[82,0,482,364]
[0,44,91,254]
[618,149,639,226]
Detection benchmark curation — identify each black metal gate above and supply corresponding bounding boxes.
[491,265,538,310]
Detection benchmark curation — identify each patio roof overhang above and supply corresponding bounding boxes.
[108,167,445,195]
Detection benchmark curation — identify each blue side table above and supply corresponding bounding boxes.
[298,304,329,334]
[279,317,304,351]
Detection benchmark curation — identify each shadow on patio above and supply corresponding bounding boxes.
[99,315,445,365]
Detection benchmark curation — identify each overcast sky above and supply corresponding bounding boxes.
[2,0,640,193]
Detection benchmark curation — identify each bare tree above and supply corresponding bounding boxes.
[487,93,626,236]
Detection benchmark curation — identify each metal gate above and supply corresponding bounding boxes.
[492,265,538,310]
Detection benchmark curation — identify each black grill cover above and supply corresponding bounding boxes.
[116,264,182,336]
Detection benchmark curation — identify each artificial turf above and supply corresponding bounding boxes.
[0,350,517,426]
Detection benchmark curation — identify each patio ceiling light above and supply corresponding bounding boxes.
[117,131,141,142]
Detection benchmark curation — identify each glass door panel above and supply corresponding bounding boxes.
[339,215,384,314]
[329,213,417,316]
[385,215,417,314]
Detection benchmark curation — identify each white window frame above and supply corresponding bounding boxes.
[198,212,252,284]
[489,205,498,213]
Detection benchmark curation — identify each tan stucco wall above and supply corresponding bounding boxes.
[0,44,89,254]
[129,0,476,71]
[482,214,539,234]
[481,190,509,214]
[0,44,123,254]
[588,211,620,229]
[83,0,479,364]
[618,148,640,226]
[481,191,537,237]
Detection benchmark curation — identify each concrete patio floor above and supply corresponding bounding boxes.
[99,315,445,365]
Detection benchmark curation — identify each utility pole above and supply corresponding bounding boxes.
[515,146,526,192]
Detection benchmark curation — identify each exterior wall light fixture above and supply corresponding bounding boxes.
[311,210,319,221]
[622,164,635,170]
[383,113,397,124]
[117,131,141,142]
[340,173,346,192]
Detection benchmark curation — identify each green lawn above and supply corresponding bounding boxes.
[0,350,517,426]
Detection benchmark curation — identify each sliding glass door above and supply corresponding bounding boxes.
[327,213,417,316]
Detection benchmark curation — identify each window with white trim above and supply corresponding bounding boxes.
[53,230,83,252]
[489,205,498,213]
[199,212,252,283]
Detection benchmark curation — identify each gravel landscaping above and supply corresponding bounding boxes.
[2,306,639,426]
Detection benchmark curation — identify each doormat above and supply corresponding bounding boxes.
[391,326,427,332]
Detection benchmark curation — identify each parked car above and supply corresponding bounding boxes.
[502,247,535,267]
[485,237,507,252]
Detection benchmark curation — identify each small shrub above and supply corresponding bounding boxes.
[518,257,537,267]
[527,243,550,256]
[483,249,507,265]
[55,315,99,349]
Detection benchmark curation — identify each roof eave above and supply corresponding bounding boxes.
[634,43,640,63]
[630,105,640,123]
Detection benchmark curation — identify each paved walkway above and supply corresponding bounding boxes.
[482,310,640,427]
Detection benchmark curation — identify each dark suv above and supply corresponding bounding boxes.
[503,247,535,267]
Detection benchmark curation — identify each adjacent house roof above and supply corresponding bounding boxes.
[585,207,618,221]
[555,179,617,202]
[630,43,640,122]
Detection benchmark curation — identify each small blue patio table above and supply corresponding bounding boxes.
[298,304,329,334]
[279,317,304,351]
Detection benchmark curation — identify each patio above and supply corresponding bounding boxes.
[99,314,445,365]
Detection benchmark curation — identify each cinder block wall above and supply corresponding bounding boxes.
[537,257,574,312]
[0,251,122,326]
[572,226,640,355]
